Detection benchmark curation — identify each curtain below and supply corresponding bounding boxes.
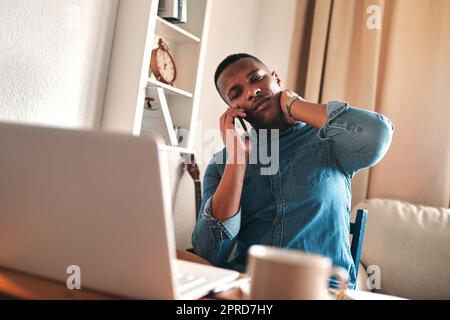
[289,0,450,208]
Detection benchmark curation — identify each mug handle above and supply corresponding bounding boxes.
[330,267,348,300]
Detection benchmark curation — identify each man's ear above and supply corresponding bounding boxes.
[271,71,283,89]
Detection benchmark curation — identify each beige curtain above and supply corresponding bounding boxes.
[289,0,450,208]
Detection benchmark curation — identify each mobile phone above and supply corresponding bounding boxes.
[234,116,248,136]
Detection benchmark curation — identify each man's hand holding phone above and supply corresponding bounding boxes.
[219,107,251,166]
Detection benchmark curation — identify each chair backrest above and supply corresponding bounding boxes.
[350,209,368,280]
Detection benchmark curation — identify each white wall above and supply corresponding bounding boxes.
[0,0,118,129]
[254,0,299,88]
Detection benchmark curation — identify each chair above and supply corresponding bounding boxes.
[350,209,368,280]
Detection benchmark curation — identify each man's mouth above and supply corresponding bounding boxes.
[252,95,271,113]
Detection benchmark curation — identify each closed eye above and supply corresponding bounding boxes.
[230,88,241,101]
[229,72,264,100]
[251,74,264,82]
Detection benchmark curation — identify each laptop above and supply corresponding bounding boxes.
[0,122,239,299]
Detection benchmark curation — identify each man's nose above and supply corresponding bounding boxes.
[247,88,262,102]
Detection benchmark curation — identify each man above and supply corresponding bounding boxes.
[192,53,393,289]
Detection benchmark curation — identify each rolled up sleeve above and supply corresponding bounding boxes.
[318,101,394,176]
[191,155,241,266]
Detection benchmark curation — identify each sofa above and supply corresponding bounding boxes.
[353,198,450,299]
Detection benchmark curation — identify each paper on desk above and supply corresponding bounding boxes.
[343,290,406,300]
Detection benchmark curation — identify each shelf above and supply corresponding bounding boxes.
[155,16,200,44]
[147,78,193,98]
[101,0,211,150]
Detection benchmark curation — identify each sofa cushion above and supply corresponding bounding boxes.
[353,198,450,299]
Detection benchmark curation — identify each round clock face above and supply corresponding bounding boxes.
[156,49,176,84]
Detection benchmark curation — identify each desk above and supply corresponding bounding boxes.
[0,266,114,300]
[0,250,244,300]
[0,266,406,300]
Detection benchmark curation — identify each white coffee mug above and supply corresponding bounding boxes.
[246,245,348,300]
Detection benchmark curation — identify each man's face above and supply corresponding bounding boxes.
[216,58,283,128]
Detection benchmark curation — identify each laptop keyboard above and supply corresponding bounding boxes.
[175,272,207,292]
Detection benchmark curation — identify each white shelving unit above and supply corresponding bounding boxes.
[147,78,193,98]
[101,0,211,154]
[155,16,200,43]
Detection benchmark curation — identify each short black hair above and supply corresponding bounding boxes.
[214,53,264,95]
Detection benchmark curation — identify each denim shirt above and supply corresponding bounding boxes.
[192,101,394,289]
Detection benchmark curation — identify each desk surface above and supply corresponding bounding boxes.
[0,266,113,300]
[0,265,405,300]
[0,267,244,300]
[0,250,244,300]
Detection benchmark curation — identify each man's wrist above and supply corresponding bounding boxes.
[286,95,300,122]
[281,91,306,123]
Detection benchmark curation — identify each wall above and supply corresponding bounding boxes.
[254,0,300,89]
[0,0,118,129]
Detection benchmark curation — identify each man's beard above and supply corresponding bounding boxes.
[247,100,287,130]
